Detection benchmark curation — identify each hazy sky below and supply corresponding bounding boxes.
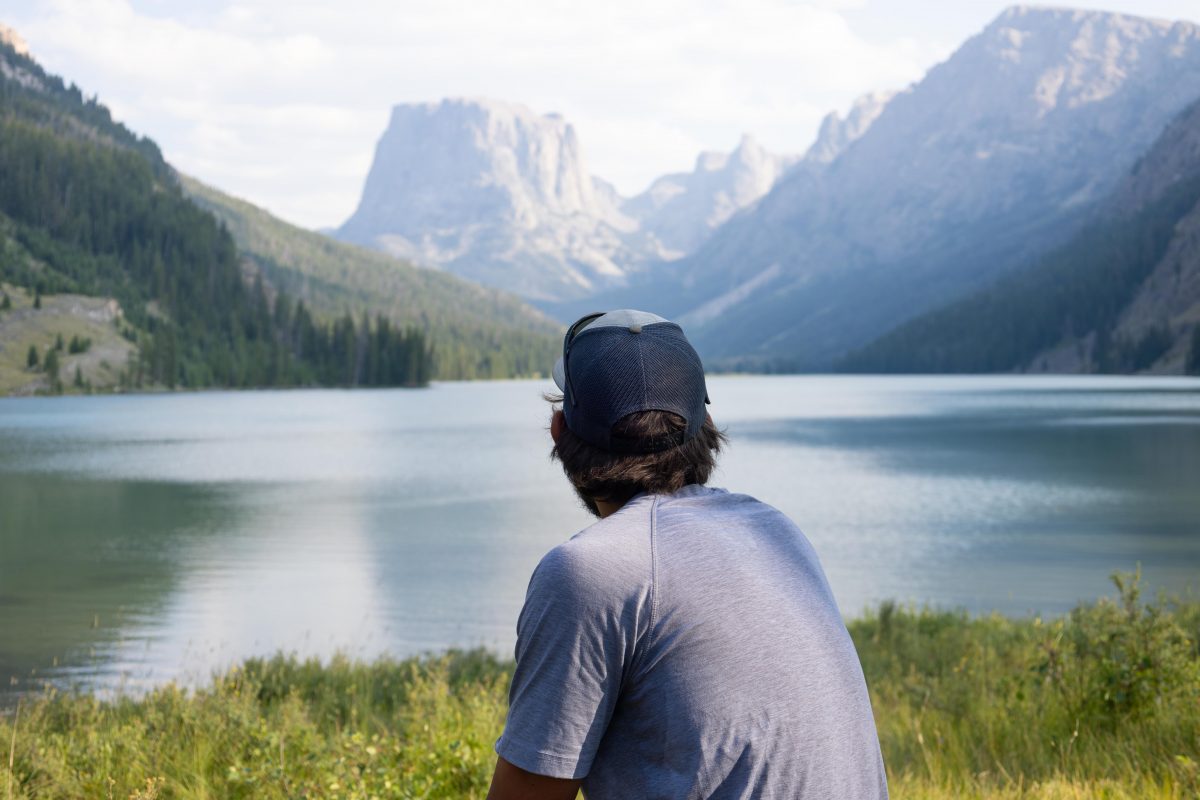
[5,0,1199,229]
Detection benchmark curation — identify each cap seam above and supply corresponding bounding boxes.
[637,333,647,408]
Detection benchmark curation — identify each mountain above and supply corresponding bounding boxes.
[183,176,560,380]
[337,98,648,302]
[621,135,798,257]
[336,98,799,302]
[0,23,28,58]
[804,91,895,165]
[842,97,1200,375]
[642,6,1200,369]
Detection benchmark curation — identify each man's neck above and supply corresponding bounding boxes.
[594,498,625,518]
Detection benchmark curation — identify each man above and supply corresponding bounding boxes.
[487,310,888,800]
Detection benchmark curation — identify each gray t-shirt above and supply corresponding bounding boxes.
[496,484,888,799]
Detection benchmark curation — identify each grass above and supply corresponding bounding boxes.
[0,283,135,395]
[2,573,1197,799]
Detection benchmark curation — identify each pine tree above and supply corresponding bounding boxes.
[74,365,84,388]
[1188,326,1200,376]
[27,344,39,369]
[54,333,64,351]
[33,289,41,309]
[44,347,60,381]
[0,293,10,310]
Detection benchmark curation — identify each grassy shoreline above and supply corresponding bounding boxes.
[3,574,1197,799]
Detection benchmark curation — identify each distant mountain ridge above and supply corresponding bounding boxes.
[335,98,806,301]
[621,135,799,258]
[338,98,645,302]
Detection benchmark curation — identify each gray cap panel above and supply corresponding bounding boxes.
[552,308,709,453]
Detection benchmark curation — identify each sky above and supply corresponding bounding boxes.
[4,0,1199,230]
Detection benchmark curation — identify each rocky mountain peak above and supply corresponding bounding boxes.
[805,91,895,164]
[622,135,798,257]
[957,5,1200,119]
[336,97,647,301]
[0,24,29,57]
[337,96,803,301]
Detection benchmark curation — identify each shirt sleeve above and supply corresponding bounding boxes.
[495,542,640,779]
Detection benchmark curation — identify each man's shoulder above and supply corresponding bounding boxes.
[531,496,656,604]
[658,484,802,531]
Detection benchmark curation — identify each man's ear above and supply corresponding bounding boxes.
[550,409,566,444]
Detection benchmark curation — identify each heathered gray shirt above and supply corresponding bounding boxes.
[496,484,888,799]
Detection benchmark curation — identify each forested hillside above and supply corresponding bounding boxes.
[181,177,559,381]
[0,37,437,391]
[841,99,1200,376]
[0,37,557,393]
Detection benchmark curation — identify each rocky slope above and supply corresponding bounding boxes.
[652,5,1200,369]
[0,283,134,395]
[621,135,798,257]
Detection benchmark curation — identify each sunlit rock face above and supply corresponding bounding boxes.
[663,6,1200,367]
[337,98,801,302]
[338,98,642,302]
[0,24,29,57]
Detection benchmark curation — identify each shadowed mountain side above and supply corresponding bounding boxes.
[841,98,1200,375]
[182,177,562,380]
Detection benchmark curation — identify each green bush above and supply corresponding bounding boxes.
[850,572,1200,796]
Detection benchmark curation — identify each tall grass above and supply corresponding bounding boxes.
[2,573,1197,799]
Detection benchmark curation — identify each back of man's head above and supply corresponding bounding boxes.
[548,310,726,515]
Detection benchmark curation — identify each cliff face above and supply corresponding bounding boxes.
[337,99,641,301]
[337,99,803,302]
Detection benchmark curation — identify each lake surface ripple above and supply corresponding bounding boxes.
[2,375,1198,701]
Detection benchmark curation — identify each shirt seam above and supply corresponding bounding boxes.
[497,737,580,765]
[647,495,660,654]
[495,734,586,780]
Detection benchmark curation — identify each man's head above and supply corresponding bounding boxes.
[548,309,726,516]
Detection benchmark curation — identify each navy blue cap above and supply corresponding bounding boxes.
[552,309,710,454]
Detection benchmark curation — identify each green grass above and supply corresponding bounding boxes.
[0,283,135,395]
[3,573,1197,799]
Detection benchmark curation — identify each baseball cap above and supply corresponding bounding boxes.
[552,309,710,454]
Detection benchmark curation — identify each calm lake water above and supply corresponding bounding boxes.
[2,375,1199,702]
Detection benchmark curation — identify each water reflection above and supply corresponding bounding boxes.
[1,376,1198,704]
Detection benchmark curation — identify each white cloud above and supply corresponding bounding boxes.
[2,0,970,227]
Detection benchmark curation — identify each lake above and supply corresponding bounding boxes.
[2,375,1198,703]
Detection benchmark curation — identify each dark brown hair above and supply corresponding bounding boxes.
[547,394,727,515]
